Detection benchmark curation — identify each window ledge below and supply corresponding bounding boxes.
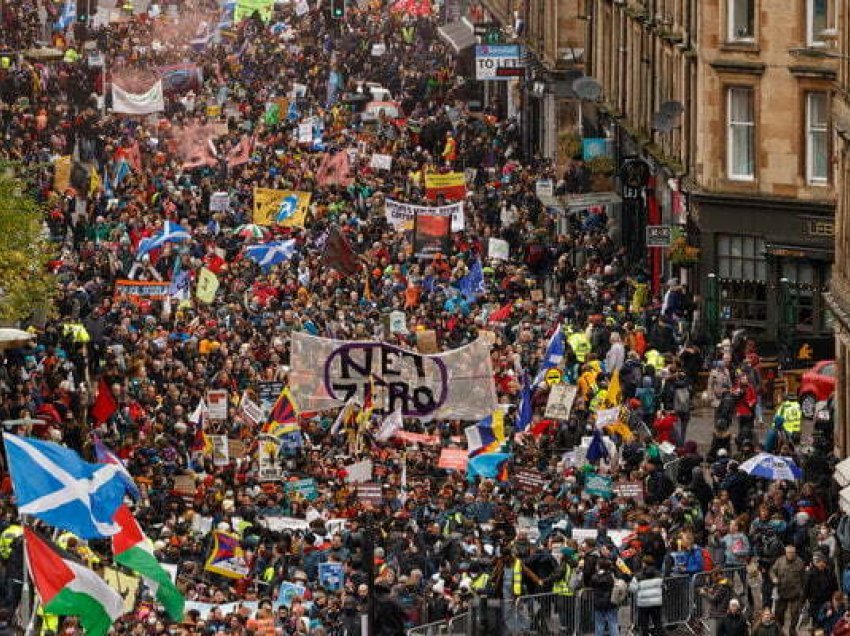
[720,41,759,54]
[710,59,766,75]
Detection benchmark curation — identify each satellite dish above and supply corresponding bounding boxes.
[572,77,602,101]
[652,112,674,133]
[660,100,684,119]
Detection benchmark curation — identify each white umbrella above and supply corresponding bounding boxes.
[0,328,35,350]
[739,452,802,481]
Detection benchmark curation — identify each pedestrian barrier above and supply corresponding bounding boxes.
[407,618,449,636]
[406,566,750,636]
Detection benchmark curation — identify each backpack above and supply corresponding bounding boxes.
[610,577,629,606]
[700,547,714,572]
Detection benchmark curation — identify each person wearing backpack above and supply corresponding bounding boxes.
[670,370,692,443]
[589,558,619,636]
[629,556,663,636]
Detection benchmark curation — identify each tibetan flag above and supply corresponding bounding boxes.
[264,387,298,436]
[204,530,249,579]
[112,506,184,621]
[465,411,505,457]
[25,529,124,636]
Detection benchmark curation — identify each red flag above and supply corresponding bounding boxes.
[91,379,118,424]
[226,135,253,168]
[322,227,361,277]
[487,302,513,324]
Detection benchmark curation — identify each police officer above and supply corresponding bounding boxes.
[775,392,802,444]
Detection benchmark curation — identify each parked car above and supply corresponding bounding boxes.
[798,360,836,419]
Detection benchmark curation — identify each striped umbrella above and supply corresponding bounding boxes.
[232,224,269,240]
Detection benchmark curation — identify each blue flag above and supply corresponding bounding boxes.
[4,433,127,538]
[516,373,534,432]
[534,325,565,385]
[245,240,297,270]
[467,453,512,483]
[586,428,609,463]
[137,221,191,258]
[457,258,485,302]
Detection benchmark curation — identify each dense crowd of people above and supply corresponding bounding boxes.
[0,1,845,636]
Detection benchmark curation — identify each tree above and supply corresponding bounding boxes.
[0,175,56,323]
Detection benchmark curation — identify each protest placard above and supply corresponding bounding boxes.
[438,448,468,471]
[544,385,577,420]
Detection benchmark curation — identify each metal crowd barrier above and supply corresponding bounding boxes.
[406,566,750,636]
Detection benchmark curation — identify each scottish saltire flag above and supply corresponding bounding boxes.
[458,259,486,302]
[533,325,565,385]
[516,373,534,432]
[465,411,505,457]
[137,222,191,258]
[93,437,140,500]
[56,0,75,30]
[4,434,126,539]
[245,240,297,269]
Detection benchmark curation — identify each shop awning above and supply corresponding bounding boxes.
[438,19,476,54]
[765,242,833,260]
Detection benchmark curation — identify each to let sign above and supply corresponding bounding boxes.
[646,225,672,247]
[475,45,524,80]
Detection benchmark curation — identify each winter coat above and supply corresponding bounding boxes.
[629,569,663,608]
[805,565,839,608]
[590,569,615,611]
[718,613,749,636]
[770,556,806,600]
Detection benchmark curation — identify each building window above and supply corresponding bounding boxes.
[717,234,768,327]
[728,0,754,41]
[808,0,829,46]
[727,87,755,180]
[806,92,829,185]
[782,260,816,331]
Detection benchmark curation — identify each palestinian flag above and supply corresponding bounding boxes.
[112,505,184,621]
[25,528,124,636]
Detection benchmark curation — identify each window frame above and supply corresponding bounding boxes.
[727,0,755,42]
[807,0,830,47]
[727,86,756,182]
[805,91,829,186]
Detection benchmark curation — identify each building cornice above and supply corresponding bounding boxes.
[789,65,838,80]
[709,59,766,75]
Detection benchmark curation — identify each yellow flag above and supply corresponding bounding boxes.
[88,166,101,197]
[53,155,72,193]
[253,187,311,227]
[608,369,622,406]
[196,267,220,304]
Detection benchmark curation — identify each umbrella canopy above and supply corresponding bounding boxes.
[739,452,802,481]
[233,224,270,240]
[0,328,35,350]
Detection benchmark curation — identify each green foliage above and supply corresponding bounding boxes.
[0,176,56,323]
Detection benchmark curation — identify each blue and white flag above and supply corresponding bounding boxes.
[245,240,297,269]
[112,160,130,189]
[276,195,300,223]
[533,325,565,385]
[56,0,75,30]
[137,221,191,258]
[4,433,127,538]
[458,258,486,302]
[516,373,534,432]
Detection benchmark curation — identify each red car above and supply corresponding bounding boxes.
[798,360,836,419]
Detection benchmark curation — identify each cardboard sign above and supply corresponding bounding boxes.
[228,439,246,459]
[585,473,613,499]
[206,390,229,421]
[416,329,439,354]
[173,475,196,497]
[438,448,468,471]
[545,385,577,420]
[514,468,549,492]
[344,460,373,483]
[488,237,509,261]
[319,562,344,591]
[284,478,320,500]
[389,310,407,334]
[114,280,171,303]
[210,191,230,212]
[210,435,230,466]
[613,481,644,502]
[371,43,386,57]
[370,153,393,171]
[596,407,620,427]
[357,483,383,505]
